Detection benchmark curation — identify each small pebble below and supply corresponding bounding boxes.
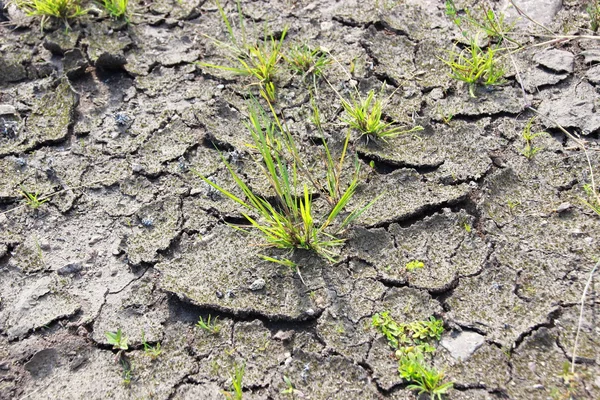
[532,384,544,390]
[306,308,315,316]
[273,330,294,342]
[89,235,102,245]
[216,84,224,90]
[57,262,82,276]
[249,278,266,291]
[216,290,224,299]
[555,202,572,213]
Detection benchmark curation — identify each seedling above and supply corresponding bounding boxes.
[120,354,133,385]
[100,0,129,21]
[445,1,517,45]
[520,117,548,160]
[141,330,162,360]
[285,44,331,79]
[198,0,287,102]
[281,375,304,397]
[406,260,425,271]
[372,312,443,352]
[588,0,600,32]
[12,0,87,30]
[196,315,221,335]
[194,98,377,263]
[373,312,452,399]
[400,351,453,400]
[223,362,245,400]
[20,187,49,209]
[105,328,129,351]
[339,85,423,142]
[441,39,505,97]
[582,184,600,216]
[309,89,362,207]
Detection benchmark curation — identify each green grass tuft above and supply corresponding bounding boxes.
[198,0,287,102]
[12,0,87,30]
[339,85,423,142]
[100,0,129,21]
[440,39,505,97]
[193,97,376,263]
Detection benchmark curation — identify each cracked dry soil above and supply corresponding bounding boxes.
[1,0,600,399]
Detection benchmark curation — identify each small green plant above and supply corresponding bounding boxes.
[441,39,505,97]
[105,328,129,351]
[196,315,221,335]
[506,198,521,212]
[12,0,87,30]
[195,98,377,263]
[445,1,516,45]
[406,260,425,271]
[582,184,600,216]
[373,313,451,400]
[399,351,453,400]
[198,0,287,102]
[521,117,548,159]
[100,0,129,21]
[20,187,49,209]
[371,312,443,352]
[588,0,600,32]
[281,375,296,397]
[285,44,331,79]
[141,330,162,360]
[223,362,245,400]
[120,354,133,385]
[339,85,423,142]
[444,0,461,27]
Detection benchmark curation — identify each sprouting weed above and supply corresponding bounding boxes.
[223,362,245,400]
[101,0,129,21]
[193,98,378,263]
[114,112,131,127]
[119,353,133,386]
[445,0,517,46]
[400,351,453,400]
[520,117,548,160]
[373,312,452,399]
[589,0,600,32]
[20,187,49,210]
[440,38,506,98]
[141,330,162,360]
[198,1,288,103]
[406,260,425,271]
[285,43,331,79]
[105,328,129,351]
[281,375,296,396]
[339,84,423,142]
[12,0,88,31]
[444,0,461,27]
[372,312,443,352]
[582,184,600,216]
[196,315,221,335]
[141,217,154,227]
